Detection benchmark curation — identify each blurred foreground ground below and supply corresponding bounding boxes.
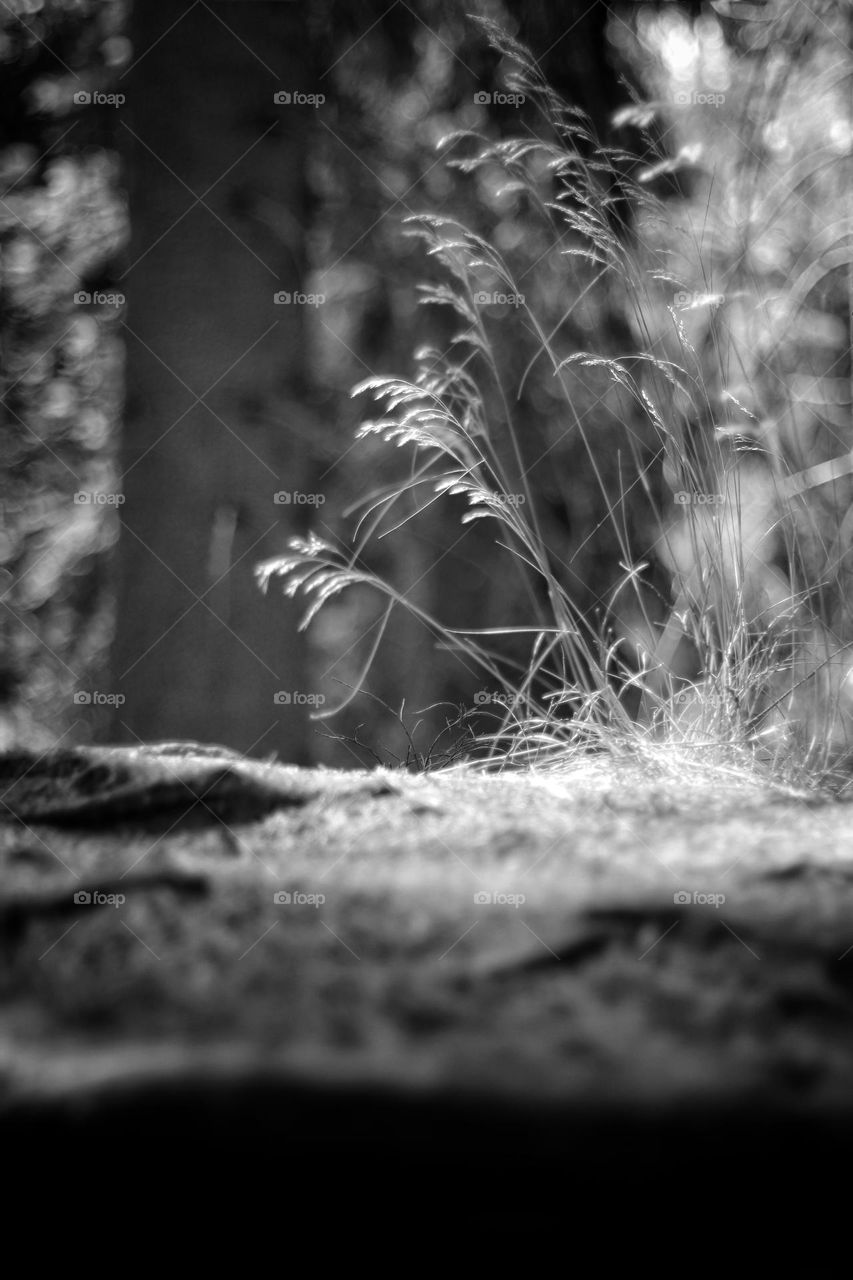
[2,745,853,1219]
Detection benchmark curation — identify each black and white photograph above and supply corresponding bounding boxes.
[1,0,852,1235]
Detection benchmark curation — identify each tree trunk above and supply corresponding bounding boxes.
[113,1,314,760]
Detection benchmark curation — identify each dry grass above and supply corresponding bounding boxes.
[259,12,852,793]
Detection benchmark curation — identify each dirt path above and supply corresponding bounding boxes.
[2,744,853,1214]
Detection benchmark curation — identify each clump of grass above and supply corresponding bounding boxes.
[259,15,850,791]
[318,691,480,773]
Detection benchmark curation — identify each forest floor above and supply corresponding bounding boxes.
[2,744,853,1214]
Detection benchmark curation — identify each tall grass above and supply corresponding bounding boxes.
[259,14,851,788]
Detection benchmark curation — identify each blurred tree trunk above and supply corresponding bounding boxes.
[114,2,314,760]
[0,2,126,750]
